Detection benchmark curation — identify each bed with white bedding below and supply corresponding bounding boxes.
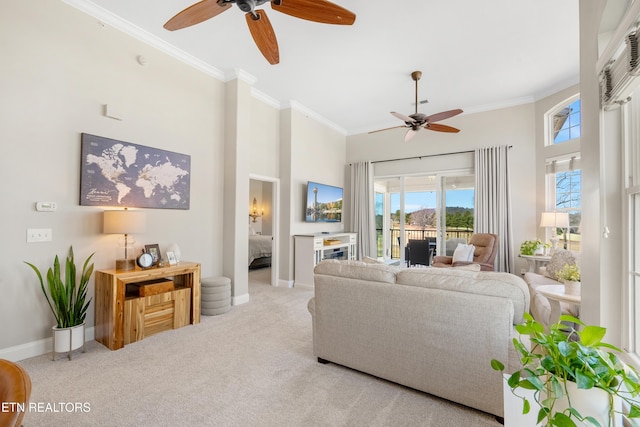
[249,234,272,269]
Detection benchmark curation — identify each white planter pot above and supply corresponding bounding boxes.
[52,323,85,360]
[503,374,622,426]
[562,280,581,296]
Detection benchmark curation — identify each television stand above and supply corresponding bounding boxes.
[293,232,357,287]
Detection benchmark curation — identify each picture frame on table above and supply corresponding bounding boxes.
[166,251,177,265]
[144,244,161,265]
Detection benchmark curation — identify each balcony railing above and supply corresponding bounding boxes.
[377,228,474,259]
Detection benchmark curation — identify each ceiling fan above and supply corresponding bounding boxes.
[370,71,463,142]
[163,0,356,65]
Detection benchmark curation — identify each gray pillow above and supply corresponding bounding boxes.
[545,250,577,280]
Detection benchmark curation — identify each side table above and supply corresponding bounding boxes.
[519,254,551,273]
[537,284,581,329]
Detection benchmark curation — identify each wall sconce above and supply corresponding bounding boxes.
[540,211,570,254]
[249,197,263,223]
[103,208,146,270]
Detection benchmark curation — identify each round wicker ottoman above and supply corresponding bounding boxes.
[201,276,231,316]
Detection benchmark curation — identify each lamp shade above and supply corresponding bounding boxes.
[539,212,570,228]
[103,210,146,234]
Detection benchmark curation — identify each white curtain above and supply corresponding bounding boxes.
[475,146,514,272]
[349,161,375,259]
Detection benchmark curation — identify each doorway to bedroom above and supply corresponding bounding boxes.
[249,176,279,287]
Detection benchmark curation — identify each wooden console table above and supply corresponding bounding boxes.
[95,262,201,350]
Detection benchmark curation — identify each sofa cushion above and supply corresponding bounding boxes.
[396,268,529,324]
[313,259,398,284]
[544,250,578,280]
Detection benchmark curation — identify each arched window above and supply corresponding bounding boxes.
[548,98,581,145]
[544,97,581,252]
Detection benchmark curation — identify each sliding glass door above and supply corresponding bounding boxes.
[374,173,474,263]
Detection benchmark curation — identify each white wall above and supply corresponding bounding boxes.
[0,0,225,354]
[277,107,347,283]
[347,103,537,273]
[580,0,623,342]
[250,99,280,179]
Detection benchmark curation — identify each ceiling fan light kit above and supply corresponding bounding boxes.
[371,71,463,141]
[164,0,356,65]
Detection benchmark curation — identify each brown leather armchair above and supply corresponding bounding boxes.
[432,233,499,271]
[0,359,31,427]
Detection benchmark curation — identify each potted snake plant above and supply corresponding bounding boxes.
[25,246,94,360]
[491,313,640,426]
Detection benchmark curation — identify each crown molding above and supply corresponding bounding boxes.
[62,1,347,135]
[285,100,347,135]
[62,0,225,81]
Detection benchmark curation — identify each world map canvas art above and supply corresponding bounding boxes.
[80,133,191,209]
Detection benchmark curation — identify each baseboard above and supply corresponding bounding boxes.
[277,279,294,288]
[294,282,313,290]
[232,293,250,306]
[0,327,95,362]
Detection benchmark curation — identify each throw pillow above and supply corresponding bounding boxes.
[452,244,475,263]
[544,250,577,280]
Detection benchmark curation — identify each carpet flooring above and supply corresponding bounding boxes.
[17,268,501,426]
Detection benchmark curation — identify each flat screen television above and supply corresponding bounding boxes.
[305,181,343,222]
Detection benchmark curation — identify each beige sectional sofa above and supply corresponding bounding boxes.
[307,260,530,418]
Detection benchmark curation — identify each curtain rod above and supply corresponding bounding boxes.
[370,146,512,165]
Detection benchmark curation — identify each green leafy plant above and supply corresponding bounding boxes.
[521,239,549,255]
[491,313,640,427]
[556,263,581,282]
[25,246,94,329]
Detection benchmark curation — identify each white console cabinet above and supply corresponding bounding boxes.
[294,232,357,287]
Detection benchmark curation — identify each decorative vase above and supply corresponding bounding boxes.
[52,323,85,360]
[563,280,581,296]
[533,245,544,255]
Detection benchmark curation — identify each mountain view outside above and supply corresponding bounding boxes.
[376,189,474,258]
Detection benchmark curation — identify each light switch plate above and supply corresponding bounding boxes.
[27,228,52,243]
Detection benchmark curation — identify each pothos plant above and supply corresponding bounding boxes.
[520,239,550,256]
[491,313,640,427]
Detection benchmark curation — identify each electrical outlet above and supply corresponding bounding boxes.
[27,228,52,243]
[520,268,526,275]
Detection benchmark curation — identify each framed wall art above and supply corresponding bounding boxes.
[80,133,191,209]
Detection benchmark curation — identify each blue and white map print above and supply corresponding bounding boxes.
[80,133,190,209]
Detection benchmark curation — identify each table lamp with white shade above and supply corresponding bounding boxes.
[540,211,570,254]
[103,209,146,270]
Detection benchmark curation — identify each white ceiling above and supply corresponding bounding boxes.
[66,0,580,136]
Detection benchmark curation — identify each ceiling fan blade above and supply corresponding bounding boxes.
[391,112,416,123]
[246,10,280,65]
[368,125,405,134]
[405,129,418,142]
[425,108,463,124]
[425,123,460,133]
[271,0,356,25]
[164,0,232,31]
